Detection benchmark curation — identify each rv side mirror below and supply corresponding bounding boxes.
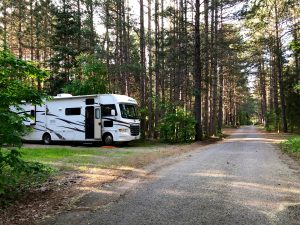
[111,109,116,116]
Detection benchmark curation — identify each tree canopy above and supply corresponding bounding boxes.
[0,0,299,141]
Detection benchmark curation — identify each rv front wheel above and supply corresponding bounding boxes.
[103,134,113,146]
[43,133,51,145]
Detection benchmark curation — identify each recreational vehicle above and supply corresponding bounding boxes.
[17,94,140,145]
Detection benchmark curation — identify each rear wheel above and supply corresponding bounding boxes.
[103,134,113,146]
[42,133,51,145]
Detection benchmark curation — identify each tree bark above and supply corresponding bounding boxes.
[203,0,209,137]
[148,0,153,138]
[140,0,146,139]
[2,0,8,48]
[211,0,218,136]
[274,1,287,132]
[259,57,267,125]
[154,0,160,138]
[217,1,223,133]
[194,0,203,141]
[17,1,23,59]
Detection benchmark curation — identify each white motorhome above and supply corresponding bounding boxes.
[17,94,140,145]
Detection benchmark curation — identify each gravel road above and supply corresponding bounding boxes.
[43,126,300,225]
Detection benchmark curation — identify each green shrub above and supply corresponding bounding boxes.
[159,107,196,143]
[0,50,51,207]
[0,149,53,207]
[281,136,300,153]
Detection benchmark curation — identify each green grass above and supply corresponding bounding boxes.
[20,148,131,160]
[281,136,300,153]
[17,140,190,172]
[19,147,137,169]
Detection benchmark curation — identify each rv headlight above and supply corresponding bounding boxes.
[118,128,129,133]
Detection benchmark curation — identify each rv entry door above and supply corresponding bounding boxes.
[94,106,101,139]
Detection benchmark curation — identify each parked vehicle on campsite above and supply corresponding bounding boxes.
[15,94,140,145]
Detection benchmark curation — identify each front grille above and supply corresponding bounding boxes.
[130,125,140,136]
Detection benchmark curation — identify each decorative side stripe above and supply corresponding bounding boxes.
[102,117,132,125]
[39,112,84,127]
[17,110,44,115]
[56,118,84,127]
[58,126,85,133]
[76,121,85,125]
[113,123,130,128]
[47,127,66,140]
[33,127,45,132]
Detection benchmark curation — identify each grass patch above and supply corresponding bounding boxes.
[19,141,177,169]
[19,147,138,170]
[18,140,194,171]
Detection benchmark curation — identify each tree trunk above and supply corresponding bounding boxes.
[2,0,8,48]
[218,64,224,132]
[217,2,223,133]
[293,18,299,81]
[17,2,23,59]
[194,0,203,141]
[154,0,160,139]
[105,1,111,90]
[203,0,209,137]
[211,0,218,136]
[77,0,81,53]
[259,58,267,125]
[271,43,279,128]
[30,0,34,61]
[160,0,165,106]
[140,0,146,139]
[148,0,153,138]
[268,48,274,112]
[274,1,287,132]
[35,1,41,90]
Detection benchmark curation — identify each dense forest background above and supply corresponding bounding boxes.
[0,0,299,141]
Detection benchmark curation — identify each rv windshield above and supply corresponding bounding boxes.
[119,104,138,119]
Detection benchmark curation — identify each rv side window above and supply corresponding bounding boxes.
[101,104,117,116]
[65,108,81,115]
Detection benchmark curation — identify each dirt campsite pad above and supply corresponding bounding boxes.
[1,140,217,225]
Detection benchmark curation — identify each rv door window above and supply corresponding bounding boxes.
[65,108,81,115]
[95,108,100,119]
[101,104,117,116]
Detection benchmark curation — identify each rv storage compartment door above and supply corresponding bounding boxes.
[94,106,101,139]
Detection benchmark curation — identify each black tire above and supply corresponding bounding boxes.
[43,133,51,145]
[103,134,113,146]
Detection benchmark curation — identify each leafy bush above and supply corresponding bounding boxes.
[0,149,53,207]
[159,107,196,143]
[0,50,50,207]
[0,50,47,147]
[281,136,300,153]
